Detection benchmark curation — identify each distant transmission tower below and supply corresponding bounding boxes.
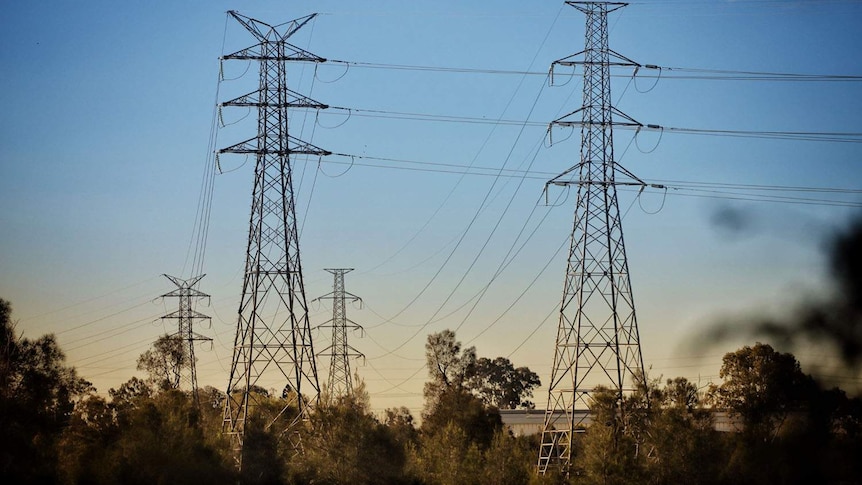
[219,10,329,462]
[313,269,364,398]
[159,274,212,404]
[537,1,647,475]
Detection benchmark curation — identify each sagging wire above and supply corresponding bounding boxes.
[543,183,572,208]
[549,62,576,87]
[636,184,669,215]
[218,105,252,128]
[219,59,252,81]
[215,153,250,175]
[544,123,575,148]
[319,154,353,178]
[314,62,350,83]
[315,108,352,129]
[634,64,662,93]
[634,124,664,154]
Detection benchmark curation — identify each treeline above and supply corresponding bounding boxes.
[2,298,861,485]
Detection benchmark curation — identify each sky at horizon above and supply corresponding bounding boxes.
[2,0,861,415]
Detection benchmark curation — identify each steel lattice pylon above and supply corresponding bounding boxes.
[537,1,647,475]
[159,274,212,405]
[219,10,329,464]
[313,268,364,398]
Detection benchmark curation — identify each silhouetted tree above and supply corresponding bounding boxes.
[708,342,814,441]
[465,356,541,409]
[137,334,186,391]
[423,330,476,406]
[383,405,418,449]
[0,298,91,484]
[293,381,408,485]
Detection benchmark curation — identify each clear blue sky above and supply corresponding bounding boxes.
[1,0,861,414]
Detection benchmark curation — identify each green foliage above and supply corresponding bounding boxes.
[421,386,502,450]
[466,356,542,410]
[236,389,298,485]
[136,334,187,391]
[642,388,726,485]
[240,425,285,485]
[424,330,541,413]
[481,432,535,485]
[571,386,645,485]
[384,405,419,447]
[423,329,477,406]
[58,388,236,485]
[293,383,408,485]
[409,421,485,485]
[0,298,92,484]
[3,294,861,485]
[708,342,815,441]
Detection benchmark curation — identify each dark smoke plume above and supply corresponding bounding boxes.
[702,213,862,372]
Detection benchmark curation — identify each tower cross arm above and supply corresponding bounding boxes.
[217,136,331,157]
[566,1,628,13]
[551,106,643,129]
[221,43,326,63]
[161,310,212,320]
[221,89,329,110]
[226,11,318,43]
[163,273,205,289]
[552,48,640,68]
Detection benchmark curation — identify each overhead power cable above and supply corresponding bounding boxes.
[327,58,862,82]
[324,153,862,208]
[322,106,862,144]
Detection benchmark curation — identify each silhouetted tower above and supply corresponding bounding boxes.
[313,269,364,398]
[219,10,329,462]
[159,274,212,404]
[537,1,647,475]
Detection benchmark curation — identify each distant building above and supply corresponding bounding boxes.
[499,409,591,437]
[499,409,744,436]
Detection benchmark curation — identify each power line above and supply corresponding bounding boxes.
[320,153,862,208]
[328,58,862,83]
[321,107,862,143]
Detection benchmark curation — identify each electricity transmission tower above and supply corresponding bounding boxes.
[219,10,329,463]
[159,274,212,404]
[313,268,364,398]
[537,1,647,475]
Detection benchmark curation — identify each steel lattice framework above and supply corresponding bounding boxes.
[537,1,647,475]
[219,10,329,463]
[313,268,364,398]
[159,274,212,405]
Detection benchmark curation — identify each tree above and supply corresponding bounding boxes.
[708,342,814,441]
[573,386,645,485]
[111,390,235,485]
[109,376,153,411]
[383,406,418,448]
[423,330,541,410]
[424,330,476,401]
[421,386,502,450]
[465,356,541,409]
[409,421,484,485]
[480,431,533,485]
[294,381,408,485]
[662,376,700,411]
[0,298,92,483]
[421,331,501,448]
[136,334,186,391]
[56,394,117,484]
[642,378,725,485]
